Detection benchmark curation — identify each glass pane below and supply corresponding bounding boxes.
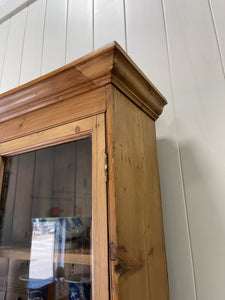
[0,138,92,299]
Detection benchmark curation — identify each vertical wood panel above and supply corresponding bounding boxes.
[0,20,9,89]
[6,258,28,299]
[52,143,76,217]
[125,1,196,299]
[66,0,92,63]
[209,0,225,73]
[0,257,8,296]
[1,157,18,246]
[125,0,170,98]
[107,86,169,299]
[92,114,109,299]
[163,0,225,299]
[0,0,36,21]
[32,147,54,217]
[12,152,35,245]
[41,0,67,74]
[0,8,27,93]
[94,0,126,49]
[75,138,92,217]
[20,0,46,84]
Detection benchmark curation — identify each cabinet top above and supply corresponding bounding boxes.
[0,42,167,123]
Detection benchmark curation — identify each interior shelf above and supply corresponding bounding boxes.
[0,247,91,265]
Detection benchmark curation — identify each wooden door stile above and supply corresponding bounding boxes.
[105,84,119,300]
[91,113,109,299]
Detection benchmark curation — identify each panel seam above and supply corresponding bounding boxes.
[40,0,48,75]
[123,0,128,52]
[0,0,38,25]
[208,0,225,79]
[18,5,29,85]
[0,18,11,91]
[160,0,198,299]
[65,0,69,64]
[92,0,94,50]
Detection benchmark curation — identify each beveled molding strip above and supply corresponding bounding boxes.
[0,42,167,123]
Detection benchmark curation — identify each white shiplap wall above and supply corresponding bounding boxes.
[0,1,225,299]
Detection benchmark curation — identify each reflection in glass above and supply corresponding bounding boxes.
[0,138,92,299]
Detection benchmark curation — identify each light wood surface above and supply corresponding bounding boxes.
[0,41,168,299]
[0,114,109,299]
[0,1,224,299]
[125,3,197,298]
[0,87,105,143]
[0,248,91,265]
[0,157,4,198]
[106,86,169,299]
[0,117,93,156]
[0,42,166,123]
[92,113,109,299]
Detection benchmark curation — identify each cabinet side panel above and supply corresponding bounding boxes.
[106,86,169,299]
[0,157,4,195]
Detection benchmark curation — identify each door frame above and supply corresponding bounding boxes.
[0,113,109,299]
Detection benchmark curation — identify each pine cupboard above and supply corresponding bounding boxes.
[0,42,169,299]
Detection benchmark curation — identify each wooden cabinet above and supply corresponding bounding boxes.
[0,42,169,299]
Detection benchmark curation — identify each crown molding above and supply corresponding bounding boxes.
[0,41,167,123]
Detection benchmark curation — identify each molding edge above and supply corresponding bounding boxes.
[0,41,167,123]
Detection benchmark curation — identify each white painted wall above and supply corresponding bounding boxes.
[0,1,225,299]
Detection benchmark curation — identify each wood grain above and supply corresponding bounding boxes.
[0,114,109,299]
[0,156,4,198]
[11,152,35,245]
[0,41,169,299]
[1,157,18,246]
[0,248,91,265]
[75,138,92,217]
[0,117,94,156]
[106,86,169,299]
[52,142,76,217]
[0,42,166,123]
[92,113,109,299]
[31,147,54,218]
[0,87,105,143]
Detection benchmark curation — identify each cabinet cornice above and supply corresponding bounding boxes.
[0,41,167,123]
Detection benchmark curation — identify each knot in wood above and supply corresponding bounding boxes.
[75,126,81,133]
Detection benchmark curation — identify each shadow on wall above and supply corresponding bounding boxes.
[156,137,225,299]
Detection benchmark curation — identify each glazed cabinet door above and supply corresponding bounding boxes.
[0,114,109,300]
